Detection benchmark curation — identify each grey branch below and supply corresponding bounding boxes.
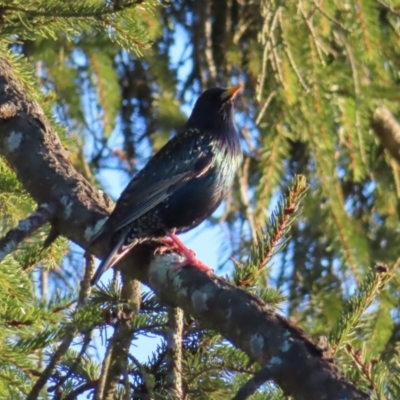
[0,56,368,400]
[166,306,184,398]
[95,277,141,400]
[136,252,367,400]
[0,202,57,262]
[232,365,272,400]
[372,106,400,164]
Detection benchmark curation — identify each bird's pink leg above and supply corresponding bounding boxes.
[154,237,176,255]
[154,236,195,256]
[167,233,213,273]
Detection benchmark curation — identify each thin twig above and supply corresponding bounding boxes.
[279,9,310,92]
[63,381,97,400]
[270,23,285,88]
[128,354,156,397]
[165,306,184,399]
[80,252,96,304]
[0,202,57,262]
[376,0,400,17]
[123,367,131,400]
[255,90,276,126]
[48,333,93,394]
[94,335,115,400]
[256,5,280,102]
[238,157,257,242]
[313,0,350,30]
[240,127,259,156]
[26,331,76,400]
[95,277,141,399]
[231,366,272,400]
[299,2,328,64]
[342,37,367,168]
[233,15,255,45]
[204,0,217,83]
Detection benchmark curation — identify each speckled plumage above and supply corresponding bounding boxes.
[91,86,242,285]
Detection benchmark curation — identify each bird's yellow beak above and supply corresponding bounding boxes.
[221,84,242,101]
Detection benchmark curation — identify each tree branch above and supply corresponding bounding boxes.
[0,201,57,261]
[371,106,400,164]
[97,277,141,399]
[232,365,272,400]
[165,306,183,398]
[0,56,368,400]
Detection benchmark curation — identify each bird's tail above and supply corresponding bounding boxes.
[91,232,135,285]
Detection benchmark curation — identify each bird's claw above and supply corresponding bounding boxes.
[154,234,213,273]
[154,237,196,257]
[154,245,170,255]
[171,258,213,273]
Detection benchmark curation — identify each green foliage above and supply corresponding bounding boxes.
[0,158,32,226]
[0,0,157,54]
[329,266,392,353]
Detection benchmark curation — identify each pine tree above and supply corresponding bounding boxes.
[0,0,399,399]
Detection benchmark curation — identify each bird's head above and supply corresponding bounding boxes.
[186,85,241,131]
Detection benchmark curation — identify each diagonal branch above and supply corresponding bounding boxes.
[0,56,368,400]
[371,106,400,165]
[232,365,272,400]
[0,201,57,261]
[96,277,141,400]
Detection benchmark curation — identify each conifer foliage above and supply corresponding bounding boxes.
[0,0,400,398]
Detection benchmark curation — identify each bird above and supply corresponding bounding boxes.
[90,85,243,285]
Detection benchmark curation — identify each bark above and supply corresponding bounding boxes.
[0,56,368,400]
[372,106,400,164]
[94,277,141,400]
[165,306,183,398]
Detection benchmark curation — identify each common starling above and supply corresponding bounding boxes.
[90,86,242,285]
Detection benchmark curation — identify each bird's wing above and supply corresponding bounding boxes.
[108,144,214,234]
[89,175,182,245]
[90,172,194,283]
[112,171,191,232]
